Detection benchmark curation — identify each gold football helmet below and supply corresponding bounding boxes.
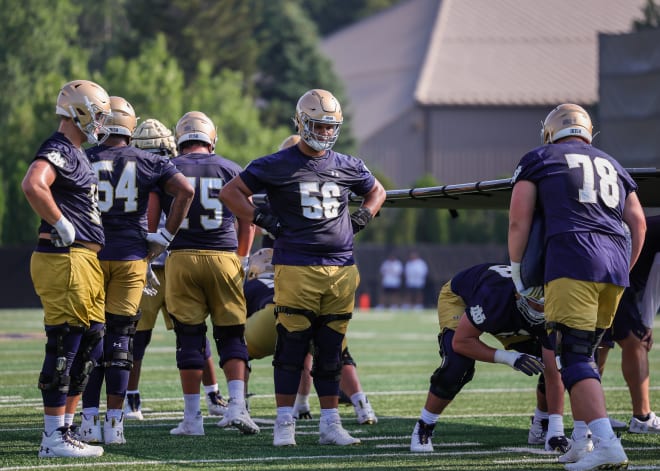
[132,118,178,157]
[541,104,593,144]
[294,89,342,151]
[278,134,301,151]
[105,96,137,137]
[55,79,111,144]
[175,111,217,150]
[247,248,274,280]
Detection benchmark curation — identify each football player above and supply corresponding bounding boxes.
[123,119,228,421]
[508,103,646,470]
[597,214,660,433]
[23,79,110,458]
[163,111,258,436]
[244,248,378,425]
[409,263,567,453]
[75,98,194,446]
[221,89,386,447]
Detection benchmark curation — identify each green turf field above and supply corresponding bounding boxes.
[1,308,658,470]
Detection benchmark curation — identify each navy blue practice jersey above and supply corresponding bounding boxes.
[451,263,544,340]
[87,145,180,260]
[513,141,636,286]
[163,152,242,250]
[240,146,376,266]
[34,132,105,246]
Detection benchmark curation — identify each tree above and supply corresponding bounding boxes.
[634,0,660,30]
[301,0,403,36]
[0,0,89,244]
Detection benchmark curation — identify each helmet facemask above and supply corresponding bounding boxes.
[515,287,545,326]
[71,96,111,145]
[56,80,112,145]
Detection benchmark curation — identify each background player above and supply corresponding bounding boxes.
[409,263,566,453]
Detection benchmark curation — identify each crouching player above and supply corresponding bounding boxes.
[410,263,567,453]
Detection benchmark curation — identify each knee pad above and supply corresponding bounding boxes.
[103,313,138,371]
[68,322,104,395]
[133,330,153,362]
[311,324,344,382]
[551,323,601,392]
[39,324,84,406]
[429,330,475,400]
[273,323,312,395]
[341,347,356,367]
[213,325,248,367]
[172,316,207,370]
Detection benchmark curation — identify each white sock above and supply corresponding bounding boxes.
[320,408,340,421]
[571,420,590,440]
[106,409,122,420]
[588,417,616,441]
[44,414,65,435]
[126,389,139,395]
[547,414,564,439]
[277,406,294,420]
[64,413,75,426]
[294,393,310,407]
[350,392,367,408]
[82,407,99,417]
[534,407,549,421]
[183,394,200,419]
[227,380,245,403]
[420,408,440,425]
[203,383,219,395]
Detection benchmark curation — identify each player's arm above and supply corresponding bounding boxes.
[236,216,255,259]
[508,180,536,291]
[451,314,493,363]
[146,192,162,233]
[220,175,256,222]
[351,179,386,234]
[162,172,194,235]
[622,191,646,270]
[21,159,60,226]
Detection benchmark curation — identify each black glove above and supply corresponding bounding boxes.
[350,206,373,234]
[253,207,282,239]
[513,353,545,376]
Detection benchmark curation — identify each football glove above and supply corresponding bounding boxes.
[51,215,76,247]
[146,228,174,258]
[143,264,160,297]
[494,349,544,376]
[350,206,373,234]
[253,207,281,239]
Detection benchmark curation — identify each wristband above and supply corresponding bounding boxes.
[494,349,518,368]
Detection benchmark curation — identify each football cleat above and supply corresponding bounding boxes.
[410,420,435,452]
[170,412,205,436]
[628,412,660,434]
[273,415,297,447]
[609,417,628,430]
[546,434,569,453]
[319,416,360,445]
[564,436,628,471]
[217,399,260,435]
[527,416,548,445]
[558,437,594,464]
[38,426,104,458]
[124,392,144,420]
[205,391,229,417]
[79,413,102,443]
[354,398,378,425]
[103,414,126,445]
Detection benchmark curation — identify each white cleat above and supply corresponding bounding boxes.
[354,398,378,425]
[205,391,228,417]
[273,415,296,447]
[564,436,628,471]
[103,414,126,445]
[319,416,360,445]
[79,413,103,443]
[608,416,627,430]
[38,426,104,458]
[410,420,435,452]
[628,411,660,434]
[558,437,594,464]
[170,412,205,436]
[217,399,260,435]
[528,416,548,445]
